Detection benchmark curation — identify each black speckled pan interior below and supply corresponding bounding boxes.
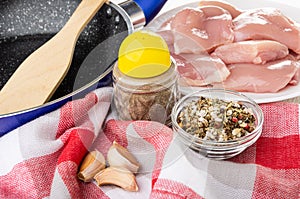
[0,0,129,101]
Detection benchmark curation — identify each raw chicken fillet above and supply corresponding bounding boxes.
[212,40,289,64]
[170,6,234,54]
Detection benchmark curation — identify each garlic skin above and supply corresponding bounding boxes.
[107,141,140,173]
[94,167,138,192]
[78,150,106,182]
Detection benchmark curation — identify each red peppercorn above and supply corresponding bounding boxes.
[232,117,238,123]
[244,123,250,130]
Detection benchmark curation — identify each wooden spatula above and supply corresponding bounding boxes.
[0,0,107,115]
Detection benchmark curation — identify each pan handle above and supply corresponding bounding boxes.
[133,0,168,24]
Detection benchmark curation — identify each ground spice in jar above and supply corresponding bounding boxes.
[113,60,179,125]
[113,30,179,125]
[114,83,177,124]
[176,96,256,142]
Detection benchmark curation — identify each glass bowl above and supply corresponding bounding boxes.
[171,89,264,160]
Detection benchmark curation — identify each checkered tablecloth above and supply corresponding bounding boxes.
[0,87,299,199]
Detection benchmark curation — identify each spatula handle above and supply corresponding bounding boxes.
[62,0,108,39]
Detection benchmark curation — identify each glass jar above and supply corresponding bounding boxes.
[113,58,179,125]
[171,89,264,160]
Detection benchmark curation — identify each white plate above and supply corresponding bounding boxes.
[147,0,300,104]
[177,85,300,104]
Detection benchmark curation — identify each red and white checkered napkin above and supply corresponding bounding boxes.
[0,87,299,199]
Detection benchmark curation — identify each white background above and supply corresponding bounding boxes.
[112,0,300,14]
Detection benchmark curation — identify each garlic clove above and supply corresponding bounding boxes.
[94,167,139,192]
[107,141,140,173]
[78,150,106,182]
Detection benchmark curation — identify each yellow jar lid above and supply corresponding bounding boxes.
[118,30,171,78]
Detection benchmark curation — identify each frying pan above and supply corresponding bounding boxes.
[0,0,167,136]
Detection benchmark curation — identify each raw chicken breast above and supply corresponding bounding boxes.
[289,52,300,85]
[233,8,300,54]
[170,6,234,54]
[199,0,242,18]
[212,40,289,64]
[156,29,174,47]
[156,17,174,45]
[172,53,230,86]
[290,70,300,86]
[214,56,300,93]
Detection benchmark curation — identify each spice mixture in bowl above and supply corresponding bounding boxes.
[171,89,264,160]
